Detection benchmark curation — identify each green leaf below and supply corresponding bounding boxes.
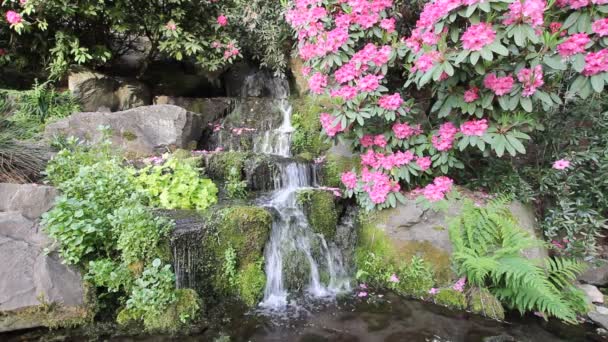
[520,96,533,112]
[470,51,480,65]
[490,43,509,56]
[544,55,567,70]
[563,11,581,29]
[572,54,586,73]
[590,74,605,93]
[506,135,526,154]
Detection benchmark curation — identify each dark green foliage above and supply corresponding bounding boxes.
[460,97,608,257]
[297,189,338,241]
[291,97,331,158]
[449,199,589,323]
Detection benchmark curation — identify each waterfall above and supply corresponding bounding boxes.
[257,94,351,310]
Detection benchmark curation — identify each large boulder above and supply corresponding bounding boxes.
[579,260,608,287]
[68,70,119,112]
[45,105,205,156]
[154,96,232,126]
[0,184,88,332]
[357,195,547,285]
[115,79,152,111]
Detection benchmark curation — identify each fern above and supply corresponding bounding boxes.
[449,198,588,323]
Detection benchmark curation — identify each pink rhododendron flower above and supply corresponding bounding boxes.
[308,72,328,94]
[582,49,608,76]
[452,277,466,292]
[429,288,439,295]
[389,274,400,283]
[360,135,375,147]
[217,15,228,26]
[593,19,608,37]
[517,65,544,97]
[378,93,403,111]
[432,122,458,151]
[568,0,589,8]
[549,22,562,34]
[557,33,590,58]
[5,10,21,25]
[553,159,570,170]
[380,18,396,32]
[483,73,514,96]
[301,66,311,76]
[460,119,488,136]
[358,291,368,297]
[335,63,359,84]
[422,176,453,202]
[341,171,358,189]
[356,74,381,92]
[503,0,546,28]
[320,113,344,137]
[463,87,479,103]
[360,283,368,289]
[165,22,177,30]
[413,51,441,73]
[393,122,422,139]
[461,23,496,51]
[330,86,358,100]
[416,156,432,171]
[374,135,387,148]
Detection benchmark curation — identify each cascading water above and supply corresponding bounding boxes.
[256,95,351,311]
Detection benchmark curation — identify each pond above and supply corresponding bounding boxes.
[3,293,603,342]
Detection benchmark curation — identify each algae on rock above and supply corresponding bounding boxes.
[297,189,338,241]
[469,287,505,320]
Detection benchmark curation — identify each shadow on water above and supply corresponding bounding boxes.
[3,293,604,342]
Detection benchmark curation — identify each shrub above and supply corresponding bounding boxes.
[449,198,589,323]
[133,154,218,210]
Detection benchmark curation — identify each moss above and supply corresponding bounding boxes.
[122,131,137,141]
[469,287,505,320]
[236,258,266,307]
[282,249,311,292]
[435,289,467,310]
[320,153,361,188]
[203,206,272,307]
[205,151,249,181]
[141,289,201,333]
[297,189,338,241]
[291,96,332,157]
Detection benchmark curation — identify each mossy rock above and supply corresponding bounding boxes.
[236,258,266,307]
[297,189,338,241]
[434,289,467,310]
[319,153,360,188]
[204,151,249,181]
[469,287,505,320]
[356,207,453,285]
[282,249,312,292]
[290,96,332,157]
[141,289,201,333]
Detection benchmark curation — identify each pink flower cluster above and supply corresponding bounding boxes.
[5,10,21,25]
[452,277,466,292]
[552,159,570,170]
[217,15,228,27]
[360,149,415,170]
[583,49,608,76]
[308,72,328,94]
[502,0,546,28]
[416,156,432,171]
[557,33,590,58]
[392,122,423,139]
[330,86,358,100]
[460,119,488,136]
[558,0,608,9]
[357,74,382,92]
[483,73,514,96]
[461,23,496,51]
[412,51,441,73]
[361,168,401,204]
[463,87,479,103]
[432,122,458,151]
[593,19,608,37]
[341,171,358,189]
[422,176,454,202]
[320,113,344,137]
[517,65,544,97]
[378,93,403,110]
[360,134,388,148]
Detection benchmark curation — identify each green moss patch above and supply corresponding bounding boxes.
[297,189,338,241]
[469,287,505,320]
[137,289,201,333]
[291,96,332,157]
[320,153,360,188]
[434,289,467,310]
[204,151,248,181]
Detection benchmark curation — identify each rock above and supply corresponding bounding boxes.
[68,69,119,112]
[154,96,232,126]
[0,183,57,220]
[143,61,224,97]
[0,184,87,332]
[469,287,505,320]
[115,79,151,111]
[579,284,605,304]
[289,57,308,96]
[45,105,204,156]
[223,63,289,98]
[579,261,608,286]
[508,201,548,260]
[589,306,608,330]
[358,197,548,285]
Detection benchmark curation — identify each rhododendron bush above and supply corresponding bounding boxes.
[1,0,289,78]
[288,0,608,210]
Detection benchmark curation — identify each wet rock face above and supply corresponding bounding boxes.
[69,69,120,112]
[45,105,204,156]
[154,96,233,127]
[0,183,86,332]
